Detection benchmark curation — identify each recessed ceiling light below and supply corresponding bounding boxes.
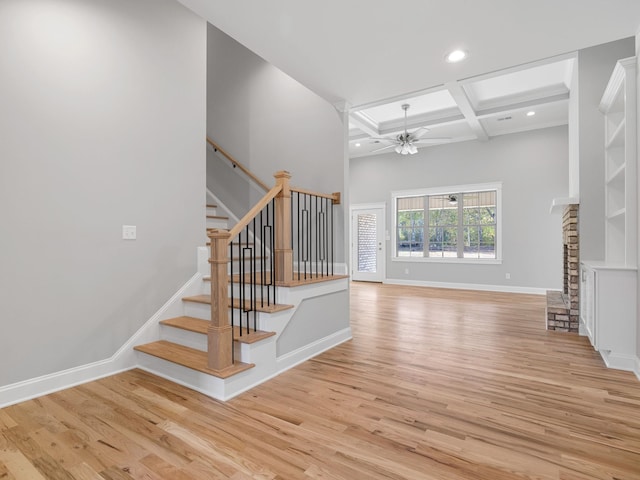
[526,111,536,117]
[355,142,361,147]
[445,49,467,63]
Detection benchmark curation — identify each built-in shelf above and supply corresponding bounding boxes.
[606,207,625,221]
[598,56,637,267]
[605,118,625,149]
[606,163,625,185]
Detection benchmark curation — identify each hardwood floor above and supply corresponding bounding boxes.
[2,282,640,479]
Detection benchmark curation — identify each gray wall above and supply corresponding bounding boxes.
[206,24,346,262]
[577,37,635,261]
[276,291,349,356]
[350,126,569,290]
[0,0,206,386]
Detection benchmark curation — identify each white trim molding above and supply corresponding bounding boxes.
[384,278,548,295]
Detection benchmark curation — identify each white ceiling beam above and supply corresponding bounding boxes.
[476,93,569,118]
[348,132,370,142]
[456,51,578,86]
[349,111,380,137]
[474,86,569,112]
[446,82,489,142]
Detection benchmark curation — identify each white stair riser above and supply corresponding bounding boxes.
[200,279,279,297]
[182,301,270,330]
[159,324,259,364]
[206,206,217,216]
[207,218,228,229]
[160,325,207,351]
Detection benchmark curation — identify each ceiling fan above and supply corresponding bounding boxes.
[371,103,450,155]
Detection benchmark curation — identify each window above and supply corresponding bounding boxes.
[393,183,501,263]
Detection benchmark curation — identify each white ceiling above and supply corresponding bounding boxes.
[177,0,640,156]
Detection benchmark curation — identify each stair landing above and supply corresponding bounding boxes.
[134,340,254,379]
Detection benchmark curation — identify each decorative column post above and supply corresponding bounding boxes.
[274,171,293,284]
[207,229,233,370]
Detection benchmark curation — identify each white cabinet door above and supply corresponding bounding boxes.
[580,265,596,348]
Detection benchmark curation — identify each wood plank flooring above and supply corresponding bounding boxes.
[2,282,640,479]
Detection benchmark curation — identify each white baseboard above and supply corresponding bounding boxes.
[0,273,202,409]
[276,327,352,374]
[599,350,638,373]
[633,356,640,381]
[383,278,548,295]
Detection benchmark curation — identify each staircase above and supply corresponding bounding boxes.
[132,168,350,401]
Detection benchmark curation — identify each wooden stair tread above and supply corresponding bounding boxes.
[134,341,254,379]
[206,204,218,208]
[160,316,276,344]
[206,215,229,220]
[201,274,348,288]
[182,294,293,313]
[202,273,348,287]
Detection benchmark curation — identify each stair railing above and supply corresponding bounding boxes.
[206,170,340,371]
[206,136,269,192]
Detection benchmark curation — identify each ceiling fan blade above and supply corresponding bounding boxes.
[370,144,398,153]
[413,137,452,144]
[368,137,397,143]
[409,127,430,140]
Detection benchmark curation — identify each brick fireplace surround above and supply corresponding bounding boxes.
[546,204,579,332]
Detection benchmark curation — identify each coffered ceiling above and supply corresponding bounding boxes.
[349,55,574,157]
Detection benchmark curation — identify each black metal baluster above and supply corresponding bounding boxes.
[252,216,257,333]
[289,195,295,278]
[314,195,318,279]
[330,195,334,275]
[296,192,302,281]
[260,210,265,309]
[239,231,244,337]
[230,241,235,363]
[272,198,276,305]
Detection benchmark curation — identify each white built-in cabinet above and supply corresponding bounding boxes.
[580,263,637,370]
[580,56,638,372]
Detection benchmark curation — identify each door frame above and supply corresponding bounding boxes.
[350,202,386,282]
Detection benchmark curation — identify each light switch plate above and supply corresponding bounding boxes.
[122,225,136,240]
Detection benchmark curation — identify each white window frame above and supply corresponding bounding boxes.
[391,182,503,264]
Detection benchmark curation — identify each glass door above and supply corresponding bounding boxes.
[352,207,384,282]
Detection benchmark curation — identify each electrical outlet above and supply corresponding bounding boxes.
[505,273,511,279]
[122,225,137,240]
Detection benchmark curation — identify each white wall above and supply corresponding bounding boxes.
[350,126,569,291]
[206,24,347,262]
[0,0,206,386]
[577,38,635,261]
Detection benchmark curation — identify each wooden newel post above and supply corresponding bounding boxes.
[207,229,233,371]
[274,170,293,284]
